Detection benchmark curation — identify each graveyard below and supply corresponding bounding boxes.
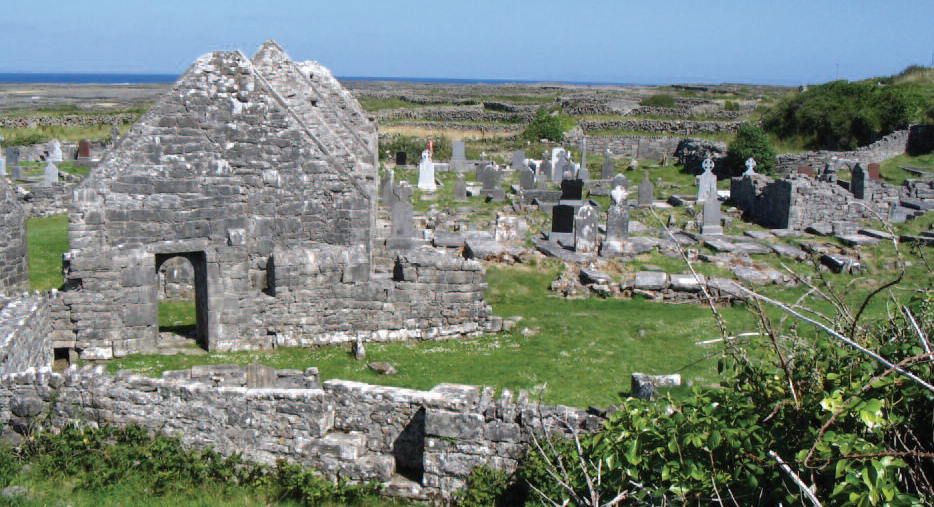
[1,43,934,505]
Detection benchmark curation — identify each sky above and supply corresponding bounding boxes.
[1,0,932,86]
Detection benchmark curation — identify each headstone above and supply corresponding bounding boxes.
[395,151,407,166]
[417,150,437,191]
[606,204,630,243]
[601,158,614,180]
[798,165,813,177]
[637,173,654,206]
[48,139,63,162]
[697,158,716,203]
[110,125,120,146]
[10,164,21,181]
[539,160,553,184]
[512,150,525,170]
[519,166,535,190]
[77,140,91,159]
[574,205,598,253]
[481,164,498,192]
[380,169,394,206]
[851,163,867,199]
[867,162,881,180]
[551,147,566,168]
[610,185,629,206]
[551,204,575,233]
[536,170,547,190]
[660,154,668,166]
[453,177,467,202]
[560,179,583,200]
[390,184,415,246]
[580,138,587,173]
[612,174,629,190]
[629,159,639,171]
[701,186,723,235]
[553,156,565,182]
[43,161,58,185]
[578,166,590,181]
[563,151,576,178]
[8,148,21,179]
[743,157,757,176]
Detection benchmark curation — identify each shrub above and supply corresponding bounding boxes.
[455,465,521,506]
[639,94,675,108]
[726,124,777,176]
[522,108,565,142]
[723,100,740,111]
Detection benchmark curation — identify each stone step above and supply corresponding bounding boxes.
[381,474,428,500]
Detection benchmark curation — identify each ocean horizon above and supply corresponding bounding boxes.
[0,72,661,87]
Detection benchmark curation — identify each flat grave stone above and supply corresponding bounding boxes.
[770,243,807,260]
[837,234,881,247]
[533,238,590,262]
[634,271,668,291]
[900,235,934,246]
[580,268,613,286]
[743,230,774,241]
[731,266,771,285]
[806,222,834,236]
[704,239,738,253]
[821,253,863,273]
[770,228,808,238]
[432,232,466,248]
[669,273,705,292]
[733,242,772,255]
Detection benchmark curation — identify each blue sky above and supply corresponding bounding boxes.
[2,0,931,85]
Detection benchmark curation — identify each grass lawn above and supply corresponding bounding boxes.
[27,214,68,292]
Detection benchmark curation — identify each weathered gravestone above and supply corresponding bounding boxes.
[395,151,407,166]
[851,163,867,199]
[451,140,466,172]
[8,148,21,180]
[612,174,629,191]
[540,160,553,184]
[512,150,525,170]
[453,177,467,202]
[43,161,58,185]
[519,166,535,190]
[601,158,614,180]
[574,205,598,253]
[389,184,415,248]
[48,139,63,162]
[481,164,504,202]
[580,138,587,173]
[553,156,565,182]
[637,173,654,206]
[867,162,881,180]
[578,165,590,181]
[606,203,629,241]
[629,159,639,172]
[560,179,583,200]
[379,169,394,206]
[697,158,716,203]
[417,150,436,191]
[701,179,723,235]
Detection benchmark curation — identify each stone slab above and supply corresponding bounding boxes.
[837,234,881,247]
[743,230,774,241]
[633,271,668,291]
[769,243,807,260]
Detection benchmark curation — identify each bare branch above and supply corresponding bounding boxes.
[769,450,823,507]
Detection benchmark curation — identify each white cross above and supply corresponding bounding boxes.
[745,157,757,175]
[702,158,714,172]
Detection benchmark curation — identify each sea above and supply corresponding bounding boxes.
[0,72,641,87]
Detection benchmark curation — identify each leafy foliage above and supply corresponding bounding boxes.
[455,465,523,507]
[378,133,452,162]
[522,108,566,142]
[726,124,778,176]
[761,79,926,150]
[639,95,675,108]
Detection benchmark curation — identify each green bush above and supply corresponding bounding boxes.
[639,94,675,108]
[455,465,522,506]
[522,108,565,142]
[723,100,740,111]
[726,124,777,176]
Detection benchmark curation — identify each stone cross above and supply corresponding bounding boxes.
[637,172,654,206]
[417,150,436,191]
[574,205,598,254]
[48,139,63,162]
[629,159,639,171]
[611,185,628,206]
[743,157,757,176]
[697,157,716,203]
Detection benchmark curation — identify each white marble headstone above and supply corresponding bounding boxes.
[417,150,436,191]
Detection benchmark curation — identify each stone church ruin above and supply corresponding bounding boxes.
[44,41,492,360]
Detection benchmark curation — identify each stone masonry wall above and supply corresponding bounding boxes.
[577,134,683,161]
[774,130,910,174]
[0,367,602,500]
[580,119,745,135]
[0,296,52,375]
[731,173,904,230]
[0,179,29,295]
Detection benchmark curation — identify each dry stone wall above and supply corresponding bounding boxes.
[775,130,910,174]
[374,106,533,124]
[0,113,138,130]
[578,134,682,161]
[0,296,52,375]
[0,366,602,500]
[0,179,28,294]
[580,119,745,135]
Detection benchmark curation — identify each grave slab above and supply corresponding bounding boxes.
[769,243,807,260]
[743,230,774,241]
[837,234,881,247]
[634,271,668,291]
[858,228,897,241]
[733,242,772,255]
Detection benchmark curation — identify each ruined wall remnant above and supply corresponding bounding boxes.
[0,296,52,374]
[0,178,29,295]
[51,41,492,360]
[0,366,604,500]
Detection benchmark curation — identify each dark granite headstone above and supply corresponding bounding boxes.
[560,179,583,200]
[77,140,91,159]
[798,165,813,177]
[851,163,867,199]
[551,204,575,234]
[867,162,881,180]
[637,173,654,206]
[601,158,614,180]
[395,151,407,166]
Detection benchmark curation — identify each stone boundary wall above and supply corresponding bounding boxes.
[775,130,910,174]
[379,121,522,133]
[373,106,533,124]
[578,134,683,161]
[905,179,934,200]
[730,174,904,230]
[580,119,745,135]
[625,106,748,121]
[0,113,138,130]
[0,297,52,375]
[0,366,602,500]
[482,101,547,113]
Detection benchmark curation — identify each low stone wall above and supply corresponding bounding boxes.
[580,119,745,135]
[0,296,52,375]
[730,174,903,230]
[0,113,138,130]
[380,121,522,134]
[905,179,934,200]
[0,366,602,500]
[774,130,909,174]
[577,134,683,161]
[374,106,533,124]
